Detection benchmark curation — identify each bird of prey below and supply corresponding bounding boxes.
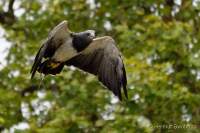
[30,20,127,100]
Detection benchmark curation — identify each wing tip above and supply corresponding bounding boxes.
[118,85,128,101]
[118,62,128,101]
[123,86,128,100]
[61,20,68,24]
[122,65,128,100]
[30,67,37,79]
[56,20,69,30]
[30,58,41,79]
[30,65,36,79]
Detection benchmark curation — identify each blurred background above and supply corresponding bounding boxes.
[0,0,200,132]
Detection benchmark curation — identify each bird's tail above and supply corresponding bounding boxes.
[37,59,64,76]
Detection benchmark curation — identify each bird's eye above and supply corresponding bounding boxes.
[86,33,90,36]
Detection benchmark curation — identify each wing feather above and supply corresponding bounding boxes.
[65,36,127,100]
[30,39,49,78]
[30,20,70,78]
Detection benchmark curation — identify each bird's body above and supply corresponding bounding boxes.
[31,20,128,100]
[52,37,76,62]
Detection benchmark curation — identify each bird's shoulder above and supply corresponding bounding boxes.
[93,36,115,45]
[82,36,116,54]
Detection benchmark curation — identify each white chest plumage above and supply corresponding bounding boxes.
[52,38,78,62]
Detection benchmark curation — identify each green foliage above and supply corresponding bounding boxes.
[0,0,200,132]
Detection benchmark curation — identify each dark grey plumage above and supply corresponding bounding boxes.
[65,36,127,100]
[72,30,95,52]
[31,20,128,100]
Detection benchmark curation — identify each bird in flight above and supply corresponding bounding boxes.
[30,20,127,100]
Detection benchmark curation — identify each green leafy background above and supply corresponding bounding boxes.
[0,0,200,132]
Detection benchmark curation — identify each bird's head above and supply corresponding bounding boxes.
[84,30,96,40]
[71,30,96,52]
[71,30,95,40]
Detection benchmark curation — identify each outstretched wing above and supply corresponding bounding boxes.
[65,36,127,100]
[30,20,71,78]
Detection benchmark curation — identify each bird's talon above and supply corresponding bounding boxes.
[49,62,60,68]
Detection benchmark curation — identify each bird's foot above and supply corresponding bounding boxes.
[48,62,60,69]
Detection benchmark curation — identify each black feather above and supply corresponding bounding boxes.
[122,64,128,99]
[30,43,48,79]
[38,59,64,75]
[65,43,128,101]
[72,32,93,52]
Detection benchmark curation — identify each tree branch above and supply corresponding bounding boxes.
[8,0,15,13]
[20,84,60,97]
[0,0,16,25]
[162,0,174,22]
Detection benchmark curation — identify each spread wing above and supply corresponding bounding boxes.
[65,36,127,100]
[30,20,71,78]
